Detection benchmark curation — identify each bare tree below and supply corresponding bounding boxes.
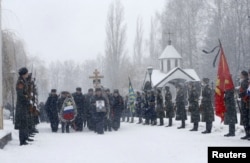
[105,0,127,89]
[133,16,144,66]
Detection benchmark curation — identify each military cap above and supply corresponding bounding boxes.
[105,88,110,92]
[51,89,57,93]
[241,70,248,77]
[113,89,119,94]
[18,67,28,76]
[76,87,82,91]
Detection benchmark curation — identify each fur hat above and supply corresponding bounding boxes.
[18,67,28,76]
[76,87,82,91]
[51,89,57,93]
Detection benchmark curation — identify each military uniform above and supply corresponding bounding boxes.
[175,84,187,129]
[200,78,214,134]
[188,83,200,131]
[135,92,143,124]
[224,89,237,136]
[15,67,30,145]
[165,86,174,127]
[104,89,113,132]
[156,89,165,126]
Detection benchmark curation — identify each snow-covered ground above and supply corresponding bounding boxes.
[0,114,249,163]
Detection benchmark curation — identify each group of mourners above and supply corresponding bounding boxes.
[45,87,124,135]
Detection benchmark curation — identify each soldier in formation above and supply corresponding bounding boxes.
[200,78,214,134]
[188,81,200,131]
[165,86,174,127]
[15,67,33,146]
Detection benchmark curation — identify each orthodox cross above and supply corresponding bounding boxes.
[166,30,173,45]
[89,69,104,88]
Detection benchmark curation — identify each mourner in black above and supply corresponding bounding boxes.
[45,89,59,132]
[85,88,95,131]
[15,67,30,145]
[72,87,85,131]
[90,88,108,134]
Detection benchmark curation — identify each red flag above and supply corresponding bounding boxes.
[214,43,234,122]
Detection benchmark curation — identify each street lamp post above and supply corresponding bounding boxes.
[147,66,153,89]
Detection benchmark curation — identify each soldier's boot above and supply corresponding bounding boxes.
[202,122,212,134]
[241,127,250,139]
[130,117,134,123]
[177,120,185,129]
[126,117,130,122]
[166,118,172,127]
[158,118,164,126]
[225,124,235,137]
[190,122,198,131]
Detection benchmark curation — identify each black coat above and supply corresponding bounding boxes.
[45,94,59,121]
[72,92,85,115]
[14,77,29,130]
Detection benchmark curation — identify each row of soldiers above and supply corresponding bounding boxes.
[123,73,250,140]
[14,67,40,146]
[44,87,125,135]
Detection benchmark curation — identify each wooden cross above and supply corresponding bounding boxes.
[89,69,104,88]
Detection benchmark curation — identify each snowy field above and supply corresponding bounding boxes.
[0,114,249,163]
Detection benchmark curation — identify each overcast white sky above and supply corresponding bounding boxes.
[2,0,165,63]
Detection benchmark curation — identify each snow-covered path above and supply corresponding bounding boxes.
[0,116,249,163]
